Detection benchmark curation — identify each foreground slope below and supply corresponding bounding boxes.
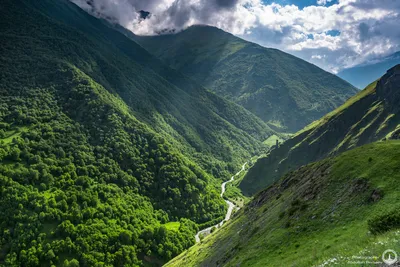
[0,0,273,265]
[241,65,400,195]
[134,25,357,132]
[166,141,400,267]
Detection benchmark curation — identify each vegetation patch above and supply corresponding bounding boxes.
[368,208,400,234]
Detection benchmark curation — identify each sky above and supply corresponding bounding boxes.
[71,0,400,73]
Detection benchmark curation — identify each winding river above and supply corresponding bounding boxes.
[195,162,248,243]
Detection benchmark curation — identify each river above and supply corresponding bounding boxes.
[194,162,247,243]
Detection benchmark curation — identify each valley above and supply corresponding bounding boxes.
[166,140,400,267]
[0,0,399,266]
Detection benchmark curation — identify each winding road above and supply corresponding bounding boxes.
[195,162,248,243]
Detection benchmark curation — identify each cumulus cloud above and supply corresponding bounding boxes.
[70,0,400,73]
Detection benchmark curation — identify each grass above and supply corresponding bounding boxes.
[262,134,285,147]
[294,80,378,138]
[1,126,29,144]
[164,222,181,231]
[166,140,400,267]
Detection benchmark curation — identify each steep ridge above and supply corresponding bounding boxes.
[166,141,400,266]
[240,65,400,196]
[0,0,275,265]
[134,25,358,132]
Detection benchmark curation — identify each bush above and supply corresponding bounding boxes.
[368,209,400,234]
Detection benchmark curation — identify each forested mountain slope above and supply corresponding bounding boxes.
[134,25,358,132]
[29,1,275,178]
[166,141,400,266]
[240,65,400,196]
[0,0,274,265]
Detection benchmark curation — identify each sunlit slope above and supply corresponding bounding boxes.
[240,65,400,195]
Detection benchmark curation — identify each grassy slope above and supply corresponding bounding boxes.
[240,65,400,196]
[166,141,400,267]
[134,25,357,132]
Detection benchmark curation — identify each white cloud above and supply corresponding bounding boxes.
[311,54,325,59]
[70,0,400,73]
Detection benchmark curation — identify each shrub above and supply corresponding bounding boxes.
[368,209,400,234]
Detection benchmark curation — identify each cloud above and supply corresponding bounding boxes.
[70,0,400,73]
[317,0,334,6]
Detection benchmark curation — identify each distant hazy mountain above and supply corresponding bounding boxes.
[134,25,357,133]
[338,51,400,89]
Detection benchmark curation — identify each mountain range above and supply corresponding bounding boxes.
[1,0,398,266]
[133,25,357,132]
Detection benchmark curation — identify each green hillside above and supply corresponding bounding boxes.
[0,0,275,266]
[240,65,400,196]
[134,25,357,132]
[166,141,400,266]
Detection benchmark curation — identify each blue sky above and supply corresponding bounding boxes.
[71,0,400,73]
[263,0,338,9]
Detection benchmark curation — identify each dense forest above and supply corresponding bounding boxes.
[0,0,275,266]
[0,50,221,266]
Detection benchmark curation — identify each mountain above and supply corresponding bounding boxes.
[338,51,400,89]
[166,140,400,266]
[0,0,276,265]
[240,65,400,196]
[133,25,358,132]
